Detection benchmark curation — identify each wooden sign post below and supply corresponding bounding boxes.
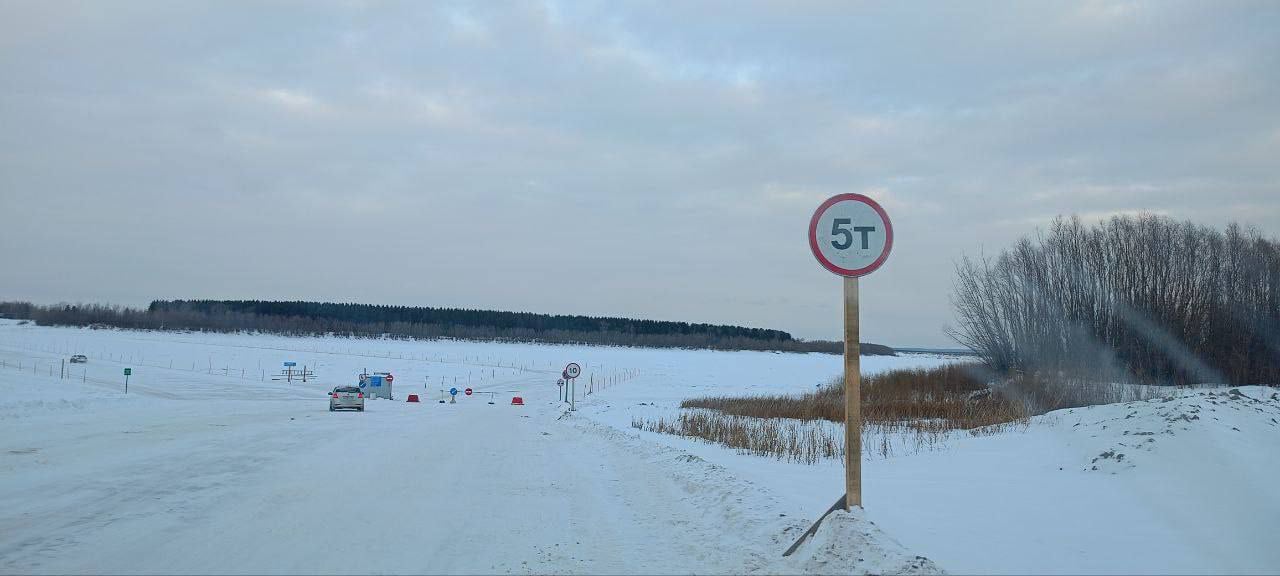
[808,193,893,510]
[844,276,861,506]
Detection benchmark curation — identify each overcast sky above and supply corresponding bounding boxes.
[1,1,1277,346]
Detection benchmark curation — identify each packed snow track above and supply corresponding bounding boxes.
[0,322,930,574]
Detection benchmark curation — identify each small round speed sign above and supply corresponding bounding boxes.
[809,193,893,277]
[564,363,581,379]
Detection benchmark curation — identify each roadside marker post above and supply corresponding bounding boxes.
[808,193,893,511]
[123,367,132,394]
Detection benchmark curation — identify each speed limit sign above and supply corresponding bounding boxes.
[806,193,892,515]
[809,193,893,277]
[564,363,581,379]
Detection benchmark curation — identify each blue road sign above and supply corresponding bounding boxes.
[450,387,458,396]
[284,361,297,367]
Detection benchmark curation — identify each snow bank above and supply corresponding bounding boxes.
[866,385,1280,575]
[579,351,1280,574]
[786,509,941,575]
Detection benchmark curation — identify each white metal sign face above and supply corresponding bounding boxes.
[808,193,893,277]
[564,363,581,379]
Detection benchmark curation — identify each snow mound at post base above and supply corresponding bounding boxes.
[785,508,943,575]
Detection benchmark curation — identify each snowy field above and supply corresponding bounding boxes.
[1,319,1277,574]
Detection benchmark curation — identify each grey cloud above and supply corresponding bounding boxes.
[1,0,1277,346]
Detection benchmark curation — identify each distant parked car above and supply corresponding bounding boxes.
[69,355,88,364]
[329,386,365,412]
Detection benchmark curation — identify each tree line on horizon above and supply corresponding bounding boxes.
[0,299,896,355]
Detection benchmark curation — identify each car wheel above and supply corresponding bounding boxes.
[329,406,335,412]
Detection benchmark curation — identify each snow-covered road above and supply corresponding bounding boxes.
[0,321,931,574]
[3,381,749,573]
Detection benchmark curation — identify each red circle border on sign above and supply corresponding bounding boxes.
[808,193,894,277]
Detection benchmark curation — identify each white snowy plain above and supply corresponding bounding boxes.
[1,319,1277,574]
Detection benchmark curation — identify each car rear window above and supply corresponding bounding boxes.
[335,387,360,393]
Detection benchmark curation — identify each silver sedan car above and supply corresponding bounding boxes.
[329,386,365,412]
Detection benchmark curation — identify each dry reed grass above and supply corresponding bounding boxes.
[631,412,842,464]
[631,364,1044,463]
[1000,372,1165,413]
[636,364,1170,463]
[680,363,1027,431]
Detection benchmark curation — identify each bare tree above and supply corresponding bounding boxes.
[949,214,1279,385]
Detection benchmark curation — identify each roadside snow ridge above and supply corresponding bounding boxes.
[1060,386,1280,474]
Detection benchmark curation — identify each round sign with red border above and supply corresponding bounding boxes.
[464,387,472,396]
[564,363,581,379]
[808,193,893,277]
[385,374,394,383]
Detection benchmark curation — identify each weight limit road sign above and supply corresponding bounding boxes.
[808,193,893,277]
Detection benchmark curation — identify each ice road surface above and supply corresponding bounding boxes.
[0,321,935,574]
[2,320,1277,574]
